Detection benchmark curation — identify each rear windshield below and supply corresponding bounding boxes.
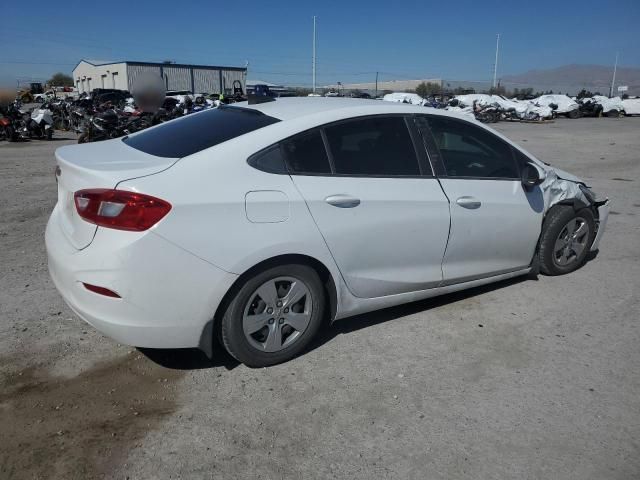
[123,106,280,158]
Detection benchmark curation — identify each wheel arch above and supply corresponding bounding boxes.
[199,253,338,358]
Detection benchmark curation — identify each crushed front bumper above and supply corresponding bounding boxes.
[590,200,610,252]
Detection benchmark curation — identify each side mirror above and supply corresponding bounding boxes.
[521,162,545,190]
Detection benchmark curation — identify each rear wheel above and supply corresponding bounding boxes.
[567,109,580,119]
[220,264,325,367]
[606,110,620,118]
[538,206,595,276]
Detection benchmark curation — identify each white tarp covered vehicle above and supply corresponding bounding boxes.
[532,94,580,118]
[383,92,426,106]
[592,95,625,117]
[449,94,553,121]
[622,98,640,115]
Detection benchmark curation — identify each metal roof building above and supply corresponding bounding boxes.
[72,59,247,95]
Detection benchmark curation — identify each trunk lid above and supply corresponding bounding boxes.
[55,138,177,249]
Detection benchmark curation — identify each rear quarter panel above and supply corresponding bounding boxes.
[116,127,343,283]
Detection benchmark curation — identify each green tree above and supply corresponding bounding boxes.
[48,72,73,87]
[415,81,440,98]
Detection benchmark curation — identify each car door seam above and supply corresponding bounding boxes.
[435,176,453,288]
[286,174,359,298]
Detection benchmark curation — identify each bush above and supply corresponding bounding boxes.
[48,73,73,87]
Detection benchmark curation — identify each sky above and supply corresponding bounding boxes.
[1,0,639,88]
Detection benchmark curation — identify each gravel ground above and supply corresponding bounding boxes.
[0,118,638,480]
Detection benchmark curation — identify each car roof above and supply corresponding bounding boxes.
[236,96,465,122]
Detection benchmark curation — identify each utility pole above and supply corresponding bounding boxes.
[375,71,378,98]
[610,52,618,98]
[312,16,317,93]
[244,60,249,91]
[492,33,500,90]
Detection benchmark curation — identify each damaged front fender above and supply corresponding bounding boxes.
[538,165,610,252]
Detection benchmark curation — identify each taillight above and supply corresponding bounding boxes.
[83,283,121,298]
[74,189,171,231]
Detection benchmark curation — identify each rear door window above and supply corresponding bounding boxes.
[324,116,420,176]
[282,130,332,174]
[123,106,280,158]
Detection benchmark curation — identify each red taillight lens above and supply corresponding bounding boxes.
[82,283,121,298]
[74,189,171,232]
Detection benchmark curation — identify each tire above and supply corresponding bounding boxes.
[606,110,620,118]
[220,264,326,367]
[46,128,52,140]
[5,126,15,142]
[77,133,88,144]
[538,205,596,276]
[567,109,580,119]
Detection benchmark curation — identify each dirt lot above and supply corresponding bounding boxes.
[1,118,639,480]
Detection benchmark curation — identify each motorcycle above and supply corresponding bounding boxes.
[77,108,122,143]
[473,101,501,123]
[0,114,15,141]
[28,104,54,139]
[1,103,27,141]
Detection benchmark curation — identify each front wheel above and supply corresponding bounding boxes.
[221,264,326,367]
[538,206,596,276]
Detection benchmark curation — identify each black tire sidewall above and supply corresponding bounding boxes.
[221,264,326,367]
[539,206,595,275]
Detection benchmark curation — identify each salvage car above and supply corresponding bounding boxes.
[46,98,610,367]
[591,95,625,117]
[533,94,581,118]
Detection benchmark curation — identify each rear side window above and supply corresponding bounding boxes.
[425,116,518,179]
[248,145,287,174]
[123,106,280,158]
[282,130,331,174]
[324,116,420,176]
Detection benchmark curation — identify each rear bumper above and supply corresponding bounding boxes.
[45,208,238,349]
[590,200,610,252]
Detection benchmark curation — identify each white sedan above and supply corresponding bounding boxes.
[45,98,610,367]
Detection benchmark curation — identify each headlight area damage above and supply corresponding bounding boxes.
[540,166,610,252]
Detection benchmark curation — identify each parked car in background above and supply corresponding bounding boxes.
[91,88,131,107]
[622,97,640,115]
[33,90,57,103]
[591,95,625,117]
[46,98,609,367]
[533,94,581,118]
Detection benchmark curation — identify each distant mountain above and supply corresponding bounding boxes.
[501,64,640,95]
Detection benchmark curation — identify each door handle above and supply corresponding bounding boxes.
[456,196,481,209]
[325,194,361,208]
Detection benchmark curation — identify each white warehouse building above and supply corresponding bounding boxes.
[72,59,247,95]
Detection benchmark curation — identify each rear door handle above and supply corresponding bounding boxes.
[456,196,481,209]
[325,194,361,208]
